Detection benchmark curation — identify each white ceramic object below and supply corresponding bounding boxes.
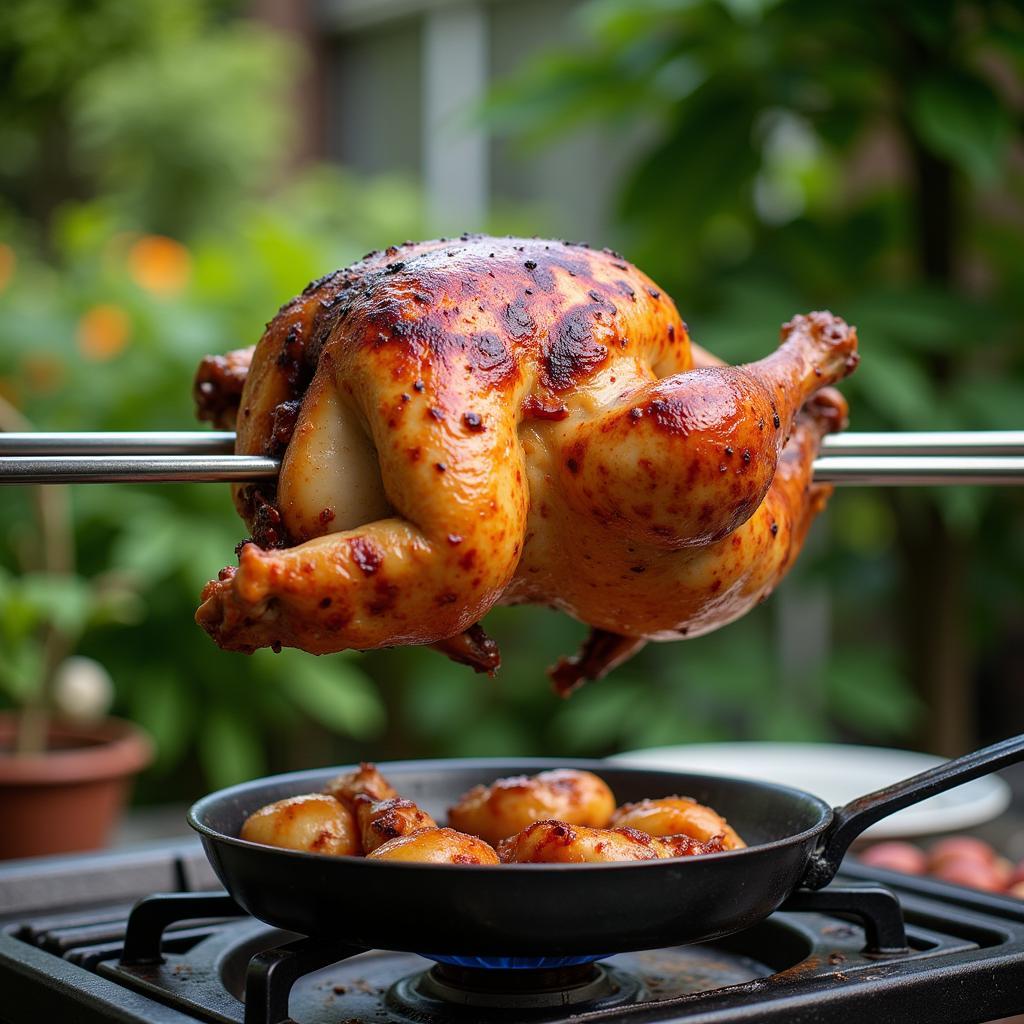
[609,742,1012,839]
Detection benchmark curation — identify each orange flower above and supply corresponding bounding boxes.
[0,243,14,292]
[77,305,131,361]
[128,235,191,296]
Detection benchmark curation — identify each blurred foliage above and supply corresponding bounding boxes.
[0,0,423,791]
[2,0,1022,802]
[0,171,423,789]
[378,605,922,762]
[0,0,292,236]
[486,0,1024,751]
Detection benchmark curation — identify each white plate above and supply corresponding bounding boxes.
[608,742,1012,839]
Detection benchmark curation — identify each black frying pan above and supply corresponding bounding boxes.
[188,736,1024,958]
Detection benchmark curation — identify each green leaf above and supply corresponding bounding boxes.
[128,668,193,772]
[849,347,936,429]
[910,73,1013,183]
[198,706,264,790]
[110,514,193,582]
[829,492,896,555]
[549,680,643,752]
[758,703,830,742]
[826,653,921,739]
[399,667,477,739]
[281,656,386,739]
[0,645,43,703]
[446,717,534,758]
[17,573,93,637]
[846,287,979,356]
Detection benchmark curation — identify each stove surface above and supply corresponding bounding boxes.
[2,840,1024,1024]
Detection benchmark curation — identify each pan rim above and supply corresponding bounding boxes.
[187,756,834,871]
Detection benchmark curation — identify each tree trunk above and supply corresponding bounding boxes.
[897,501,972,755]
[896,126,974,756]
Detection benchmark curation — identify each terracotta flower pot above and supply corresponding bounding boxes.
[0,714,152,860]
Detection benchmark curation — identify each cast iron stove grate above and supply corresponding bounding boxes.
[3,843,1024,1024]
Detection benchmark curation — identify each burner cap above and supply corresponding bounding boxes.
[389,961,642,1014]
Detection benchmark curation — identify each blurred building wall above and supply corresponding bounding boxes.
[312,0,640,241]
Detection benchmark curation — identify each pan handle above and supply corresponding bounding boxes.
[801,732,1024,889]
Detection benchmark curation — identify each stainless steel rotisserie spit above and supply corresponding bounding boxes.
[1,430,1023,485]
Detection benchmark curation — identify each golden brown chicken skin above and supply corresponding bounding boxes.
[448,769,616,846]
[195,235,857,689]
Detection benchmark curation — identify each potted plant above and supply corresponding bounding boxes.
[0,399,151,860]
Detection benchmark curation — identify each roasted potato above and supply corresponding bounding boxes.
[448,769,615,846]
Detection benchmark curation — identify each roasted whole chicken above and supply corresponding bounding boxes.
[195,235,858,692]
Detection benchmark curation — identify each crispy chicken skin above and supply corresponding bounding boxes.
[497,820,726,863]
[610,796,746,850]
[195,235,858,689]
[239,793,359,856]
[448,768,616,846]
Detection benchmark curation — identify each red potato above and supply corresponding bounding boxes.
[993,856,1014,888]
[858,841,928,875]
[1006,881,1024,900]
[932,856,1005,892]
[928,836,996,871]
[1007,860,1024,888]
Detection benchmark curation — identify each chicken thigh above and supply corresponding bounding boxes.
[195,235,857,691]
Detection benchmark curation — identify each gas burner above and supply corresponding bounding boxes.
[68,883,919,1023]
[389,960,642,1014]
[112,901,795,1023]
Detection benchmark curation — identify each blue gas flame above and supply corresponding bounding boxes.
[423,953,607,969]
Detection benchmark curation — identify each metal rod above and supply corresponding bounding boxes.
[1,455,1023,486]
[821,431,1024,457]
[2,430,1023,458]
[812,456,1024,486]
[0,455,279,484]
[0,431,236,455]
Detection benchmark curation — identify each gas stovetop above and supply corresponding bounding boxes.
[2,841,1024,1024]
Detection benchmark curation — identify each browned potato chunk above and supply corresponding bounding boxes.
[355,795,437,854]
[499,820,661,863]
[322,762,397,807]
[651,833,727,858]
[366,827,500,864]
[448,769,615,846]
[610,796,745,849]
[240,794,359,855]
